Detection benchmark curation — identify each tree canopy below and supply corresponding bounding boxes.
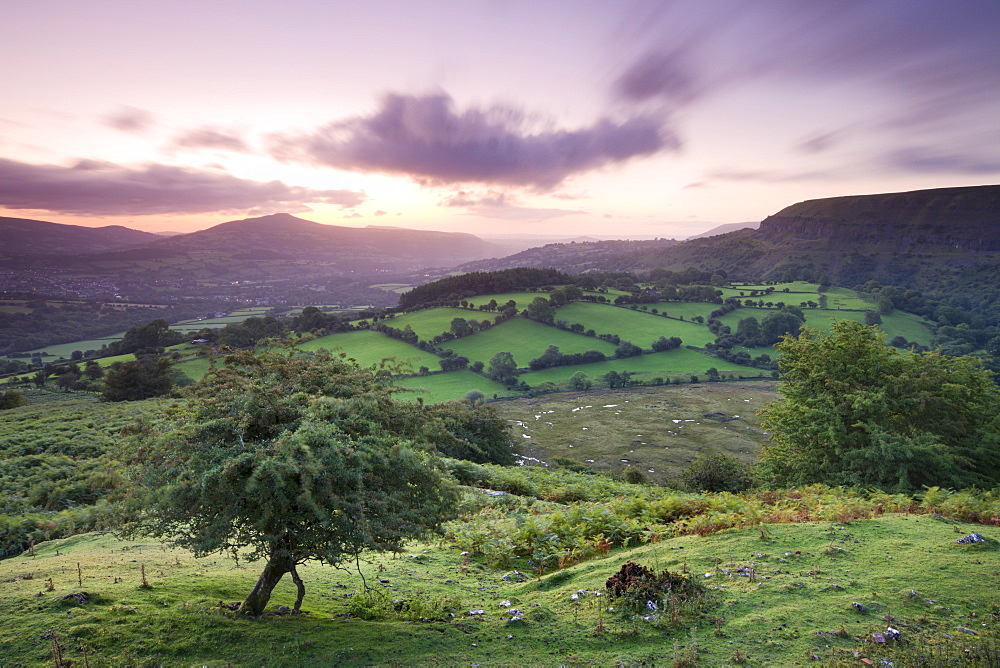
[759,320,1000,492]
[118,350,510,615]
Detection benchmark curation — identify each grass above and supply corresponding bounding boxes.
[382,307,484,340]
[1,513,995,667]
[445,318,619,367]
[519,348,766,387]
[555,302,717,347]
[296,330,442,372]
[491,381,777,482]
[392,369,521,403]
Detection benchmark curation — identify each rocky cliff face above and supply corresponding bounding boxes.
[758,185,1000,251]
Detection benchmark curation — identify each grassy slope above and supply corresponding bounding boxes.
[555,302,717,347]
[297,330,442,371]
[392,369,521,403]
[445,318,618,367]
[382,307,484,340]
[0,515,995,667]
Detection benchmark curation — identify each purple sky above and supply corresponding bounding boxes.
[1,0,998,237]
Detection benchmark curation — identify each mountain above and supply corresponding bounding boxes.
[143,213,500,266]
[457,238,682,274]
[685,221,758,239]
[0,216,160,255]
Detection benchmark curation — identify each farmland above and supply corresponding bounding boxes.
[445,317,618,367]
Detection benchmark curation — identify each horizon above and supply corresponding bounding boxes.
[2,1,999,237]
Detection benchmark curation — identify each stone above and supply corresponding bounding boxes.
[885,627,901,641]
[852,602,866,612]
[955,533,986,544]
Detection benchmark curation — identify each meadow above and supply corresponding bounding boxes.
[444,317,619,367]
[393,369,520,404]
[297,329,442,371]
[1,483,996,667]
[555,302,718,347]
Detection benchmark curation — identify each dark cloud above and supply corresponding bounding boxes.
[0,157,365,216]
[103,105,156,134]
[171,126,250,152]
[885,148,1000,175]
[612,48,702,106]
[271,92,676,190]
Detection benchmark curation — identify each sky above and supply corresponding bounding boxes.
[1,0,999,238]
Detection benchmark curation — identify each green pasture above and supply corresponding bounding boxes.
[445,318,618,367]
[462,291,551,310]
[555,302,717,347]
[381,307,481,340]
[15,335,125,360]
[393,369,520,403]
[822,285,874,310]
[519,348,764,387]
[650,301,721,321]
[173,356,213,382]
[169,316,252,331]
[296,330,442,372]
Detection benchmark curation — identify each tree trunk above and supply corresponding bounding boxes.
[240,549,294,616]
[290,565,305,612]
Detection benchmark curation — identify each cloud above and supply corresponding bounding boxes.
[271,92,676,190]
[373,209,387,216]
[102,105,156,134]
[438,189,584,221]
[884,147,1000,175]
[171,126,250,152]
[612,49,702,107]
[0,157,365,216]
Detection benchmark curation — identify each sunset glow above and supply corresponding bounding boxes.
[2,0,998,236]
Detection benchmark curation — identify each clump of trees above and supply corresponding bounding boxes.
[759,321,1000,492]
[118,350,512,616]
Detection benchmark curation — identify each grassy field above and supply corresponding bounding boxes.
[519,348,767,387]
[492,382,777,482]
[555,302,717,347]
[393,369,521,403]
[445,318,619,367]
[650,301,722,321]
[1,512,995,667]
[382,307,483,340]
[173,356,213,382]
[296,330,442,372]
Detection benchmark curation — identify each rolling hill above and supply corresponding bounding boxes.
[0,216,160,256]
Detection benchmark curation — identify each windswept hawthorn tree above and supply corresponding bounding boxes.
[117,350,505,616]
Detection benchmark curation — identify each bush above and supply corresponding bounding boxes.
[681,453,753,493]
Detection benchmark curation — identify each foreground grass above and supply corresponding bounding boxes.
[0,513,995,667]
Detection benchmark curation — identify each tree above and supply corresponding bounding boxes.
[102,355,174,401]
[118,351,463,616]
[759,321,1000,492]
[450,317,473,337]
[0,389,25,410]
[614,341,643,358]
[486,352,518,384]
[681,453,752,493]
[567,371,592,390]
[523,297,555,323]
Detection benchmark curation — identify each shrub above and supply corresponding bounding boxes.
[681,454,753,493]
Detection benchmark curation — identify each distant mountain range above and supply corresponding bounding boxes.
[0,213,501,276]
[0,216,160,255]
[685,221,758,239]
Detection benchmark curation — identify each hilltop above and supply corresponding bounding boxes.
[0,216,159,256]
[458,185,1000,323]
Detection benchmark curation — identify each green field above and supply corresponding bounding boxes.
[173,355,213,382]
[15,335,125,360]
[382,307,484,340]
[393,369,520,403]
[555,302,717,347]
[296,330,442,371]
[519,347,766,386]
[444,317,618,367]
